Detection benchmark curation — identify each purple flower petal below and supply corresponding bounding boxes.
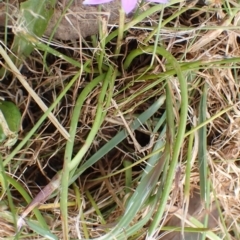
[83,0,113,5]
[147,0,169,3]
[121,0,138,14]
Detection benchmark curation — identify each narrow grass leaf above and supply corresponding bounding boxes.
[25,219,58,240]
[70,95,166,184]
[198,83,208,202]
[123,160,132,194]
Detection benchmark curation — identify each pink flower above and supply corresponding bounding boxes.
[83,0,168,14]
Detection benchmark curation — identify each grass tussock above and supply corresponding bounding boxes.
[0,0,240,239]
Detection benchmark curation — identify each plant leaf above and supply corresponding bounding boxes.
[8,0,56,67]
[0,100,21,133]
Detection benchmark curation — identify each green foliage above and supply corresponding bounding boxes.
[0,100,21,147]
[0,100,21,132]
[1,0,56,75]
[13,0,56,57]
[12,0,56,58]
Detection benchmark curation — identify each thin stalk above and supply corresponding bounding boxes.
[123,160,132,194]
[183,131,194,233]
[114,8,125,56]
[185,105,234,138]
[201,174,210,240]
[97,5,108,75]
[73,182,89,239]
[86,190,106,224]
[143,6,192,45]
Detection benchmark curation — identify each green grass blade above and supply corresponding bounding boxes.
[61,67,116,238]
[147,47,188,237]
[198,83,208,202]
[70,95,166,184]
[92,99,167,239]
[25,219,58,240]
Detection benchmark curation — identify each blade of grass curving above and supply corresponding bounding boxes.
[68,67,116,172]
[123,46,187,236]
[63,73,105,181]
[147,47,188,237]
[198,83,208,202]
[69,95,166,185]
[61,67,115,239]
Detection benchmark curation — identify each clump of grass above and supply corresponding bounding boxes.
[0,0,240,239]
